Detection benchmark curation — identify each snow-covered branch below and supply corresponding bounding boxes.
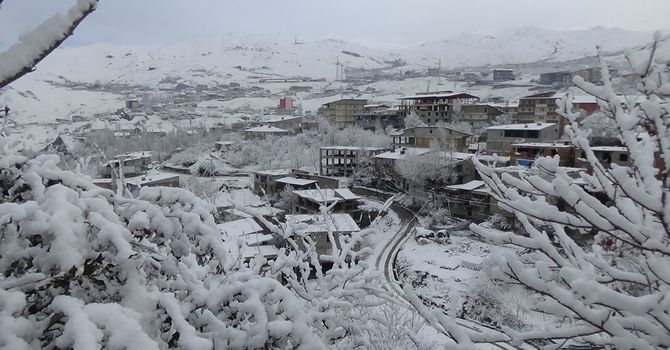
[0,0,97,89]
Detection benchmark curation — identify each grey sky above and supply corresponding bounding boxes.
[1,0,669,48]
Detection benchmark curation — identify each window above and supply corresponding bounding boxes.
[619,153,629,161]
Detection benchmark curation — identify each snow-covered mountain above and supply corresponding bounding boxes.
[23,27,663,86]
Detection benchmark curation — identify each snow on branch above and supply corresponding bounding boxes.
[0,0,97,89]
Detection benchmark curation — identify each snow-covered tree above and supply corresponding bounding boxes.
[403,112,426,129]
[445,38,670,348]
[0,0,97,89]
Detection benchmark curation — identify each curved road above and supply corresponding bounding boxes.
[354,187,529,350]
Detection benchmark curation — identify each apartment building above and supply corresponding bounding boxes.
[319,146,389,176]
[391,126,473,152]
[321,99,368,129]
[486,123,560,154]
[456,104,504,123]
[492,68,515,81]
[397,92,480,125]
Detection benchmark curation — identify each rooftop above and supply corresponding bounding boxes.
[398,92,479,100]
[261,115,302,123]
[254,169,292,176]
[512,142,574,149]
[445,180,486,191]
[321,146,388,151]
[590,146,628,152]
[487,123,556,131]
[125,172,179,186]
[218,218,264,237]
[275,177,318,186]
[245,125,288,133]
[284,213,360,234]
[373,148,431,160]
[292,188,360,203]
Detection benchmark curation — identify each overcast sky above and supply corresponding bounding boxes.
[1,0,669,48]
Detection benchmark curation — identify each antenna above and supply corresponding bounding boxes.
[437,59,444,86]
[426,80,431,93]
[335,57,343,81]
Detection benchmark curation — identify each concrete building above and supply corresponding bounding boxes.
[291,188,361,214]
[100,152,153,178]
[319,146,389,177]
[282,213,360,264]
[244,125,289,140]
[253,169,292,194]
[260,115,302,133]
[456,104,504,123]
[510,142,576,167]
[398,92,480,125]
[516,91,565,131]
[492,69,515,81]
[391,126,473,152]
[539,71,572,86]
[578,146,631,168]
[486,123,560,154]
[440,180,510,223]
[253,169,340,195]
[357,105,403,131]
[279,96,294,110]
[321,99,368,129]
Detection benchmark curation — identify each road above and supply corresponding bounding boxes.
[353,187,530,350]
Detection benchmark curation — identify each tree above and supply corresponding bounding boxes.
[444,38,670,348]
[403,112,426,129]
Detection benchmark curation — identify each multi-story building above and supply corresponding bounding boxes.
[357,104,403,131]
[391,126,473,152]
[539,71,572,86]
[456,104,505,124]
[319,146,388,176]
[486,123,560,154]
[492,69,515,81]
[510,142,577,167]
[397,92,480,125]
[516,91,564,129]
[244,125,290,140]
[321,99,368,129]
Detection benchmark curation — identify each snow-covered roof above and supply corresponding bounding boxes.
[245,125,288,133]
[292,188,360,203]
[218,218,264,237]
[445,180,486,191]
[240,245,278,259]
[275,177,318,186]
[373,148,431,160]
[215,189,263,209]
[125,173,179,186]
[398,92,479,100]
[254,169,292,176]
[261,115,302,123]
[487,123,556,131]
[451,152,510,163]
[321,146,387,151]
[590,146,628,152]
[284,214,360,234]
[511,142,574,148]
[215,141,235,146]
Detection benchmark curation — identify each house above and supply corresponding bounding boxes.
[391,126,473,152]
[100,152,153,178]
[516,91,562,126]
[373,147,432,185]
[253,169,292,194]
[274,177,319,191]
[291,188,360,214]
[214,141,235,152]
[510,142,576,167]
[260,115,302,133]
[125,173,180,195]
[440,180,510,223]
[219,218,278,263]
[492,69,515,81]
[398,92,480,125]
[321,98,368,129]
[244,125,289,140]
[281,213,360,264]
[319,146,389,177]
[577,146,631,168]
[125,99,141,109]
[486,123,560,154]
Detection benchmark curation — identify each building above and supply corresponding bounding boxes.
[515,91,567,131]
[456,104,504,124]
[572,68,602,84]
[492,69,515,81]
[253,169,292,194]
[100,152,153,178]
[510,142,577,167]
[274,177,319,192]
[125,99,141,109]
[125,173,180,195]
[319,146,389,176]
[244,125,289,140]
[578,146,631,168]
[539,71,572,86]
[278,96,294,110]
[440,180,510,223]
[260,115,302,133]
[391,126,473,152]
[214,141,235,152]
[281,213,360,263]
[357,105,403,131]
[373,147,432,189]
[291,188,361,214]
[486,123,560,154]
[398,92,480,125]
[321,99,368,129]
